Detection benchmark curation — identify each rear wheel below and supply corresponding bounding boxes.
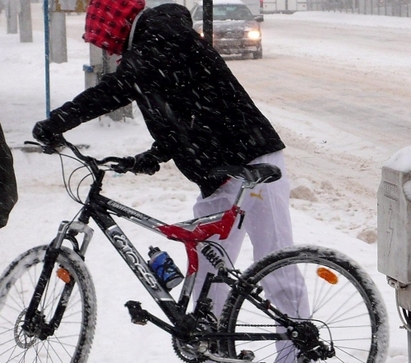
[0,245,97,362]
[219,245,388,363]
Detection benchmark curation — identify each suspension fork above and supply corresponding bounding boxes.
[22,220,94,339]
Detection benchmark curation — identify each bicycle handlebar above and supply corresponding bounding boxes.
[24,139,125,169]
[25,139,282,184]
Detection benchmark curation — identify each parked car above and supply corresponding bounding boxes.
[191,0,263,59]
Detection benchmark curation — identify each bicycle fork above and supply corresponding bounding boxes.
[22,220,93,340]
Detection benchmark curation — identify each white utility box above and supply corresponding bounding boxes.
[378,146,411,287]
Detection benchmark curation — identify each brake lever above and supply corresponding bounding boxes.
[24,141,59,155]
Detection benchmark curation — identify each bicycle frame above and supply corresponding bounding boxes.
[76,188,243,327]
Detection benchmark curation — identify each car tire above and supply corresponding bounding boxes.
[253,47,263,59]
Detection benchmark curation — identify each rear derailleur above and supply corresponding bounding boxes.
[288,320,335,362]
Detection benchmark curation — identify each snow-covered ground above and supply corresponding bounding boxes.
[0,4,411,362]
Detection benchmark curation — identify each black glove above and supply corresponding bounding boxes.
[112,151,160,175]
[32,120,64,147]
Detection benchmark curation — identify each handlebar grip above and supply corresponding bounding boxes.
[25,139,132,169]
[24,140,62,155]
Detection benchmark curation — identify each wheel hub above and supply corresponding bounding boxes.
[14,310,37,349]
[290,321,335,361]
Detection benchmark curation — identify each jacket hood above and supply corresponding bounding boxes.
[83,0,146,55]
[138,3,193,29]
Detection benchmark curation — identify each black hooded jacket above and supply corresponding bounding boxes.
[49,3,285,197]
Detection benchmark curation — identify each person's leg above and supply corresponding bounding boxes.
[193,151,310,362]
[192,179,246,316]
[244,152,310,362]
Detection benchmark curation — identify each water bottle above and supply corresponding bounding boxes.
[148,246,183,289]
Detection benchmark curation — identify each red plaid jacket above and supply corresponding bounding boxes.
[83,0,145,55]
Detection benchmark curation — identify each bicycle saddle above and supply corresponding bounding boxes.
[209,163,282,184]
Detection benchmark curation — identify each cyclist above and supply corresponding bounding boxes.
[32,0,308,360]
[0,122,17,228]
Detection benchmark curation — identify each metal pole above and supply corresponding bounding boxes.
[408,330,411,363]
[19,0,33,43]
[406,309,411,363]
[44,0,51,117]
[6,0,19,34]
[50,11,68,63]
[203,0,213,45]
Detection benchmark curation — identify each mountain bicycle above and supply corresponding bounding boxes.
[0,138,389,363]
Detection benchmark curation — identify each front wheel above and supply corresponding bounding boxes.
[219,245,389,363]
[0,245,97,362]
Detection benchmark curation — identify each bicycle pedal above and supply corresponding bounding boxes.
[237,350,255,361]
[125,300,149,325]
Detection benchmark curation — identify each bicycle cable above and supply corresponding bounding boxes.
[56,151,92,205]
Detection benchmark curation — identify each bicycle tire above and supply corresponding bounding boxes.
[0,244,97,363]
[219,245,389,363]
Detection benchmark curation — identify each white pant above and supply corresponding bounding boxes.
[192,151,309,362]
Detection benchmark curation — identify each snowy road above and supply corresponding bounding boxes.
[227,13,411,240]
[1,7,411,362]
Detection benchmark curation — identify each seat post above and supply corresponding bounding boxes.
[233,181,254,209]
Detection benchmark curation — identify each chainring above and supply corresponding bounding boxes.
[172,316,217,363]
[172,335,208,363]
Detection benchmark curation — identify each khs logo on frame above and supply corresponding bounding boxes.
[109,229,159,289]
